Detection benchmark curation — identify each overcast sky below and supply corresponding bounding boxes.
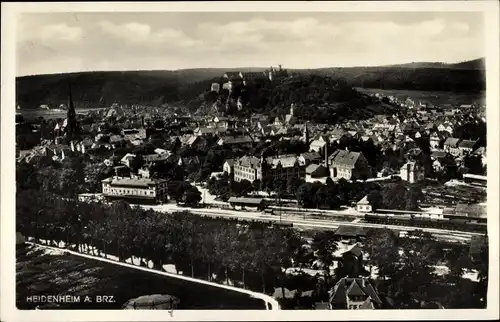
[16,12,484,76]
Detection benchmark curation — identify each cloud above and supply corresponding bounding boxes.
[98,21,200,47]
[20,23,83,42]
[16,14,483,75]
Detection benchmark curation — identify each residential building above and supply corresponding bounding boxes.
[193,126,227,137]
[458,139,478,156]
[101,176,168,205]
[266,155,306,182]
[443,137,461,156]
[309,135,328,152]
[429,132,441,149]
[233,156,263,183]
[211,116,229,128]
[217,136,253,148]
[329,277,382,310]
[223,159,235,176]
[120,153,136,168]
[298,151,322,166]
[305,164,329,184]
[356,195,372,213]
[328,149,371,180]
[400,161,425,183]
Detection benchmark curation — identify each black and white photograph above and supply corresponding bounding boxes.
[2,1,499,321]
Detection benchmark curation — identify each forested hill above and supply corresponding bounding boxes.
[294,58,485,92]
[16,58,485,110]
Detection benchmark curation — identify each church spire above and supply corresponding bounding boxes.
[66,82,76,142]
[302,121,309,144]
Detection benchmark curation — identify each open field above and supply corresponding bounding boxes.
[16,244,265,310]
[356,88,485,106]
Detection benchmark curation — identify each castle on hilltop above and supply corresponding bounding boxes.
[265,65,288,81]
[222,65,289,91]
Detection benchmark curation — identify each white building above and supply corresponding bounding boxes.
[101,177,168,205]
[356,195,372,213]
[400,162,425,184]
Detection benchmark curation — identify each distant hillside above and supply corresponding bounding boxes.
[293,63,485,93]
[372,58,485,70]
[16,58,485,110]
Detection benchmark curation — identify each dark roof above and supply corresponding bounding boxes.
[347,279,366,296]
[236,156,261,169]
[344,244,363,258]
[330,278,382,305]
[224,159,235,166]
[301,151,322,161]
[431,151,448,159]
[458,139,478,149]
[443,137,460,147]
[334,225,370,237]
[227,197,264,205]
[240,71,267,79]
[103,177,166,188]
[306,164,329,177]
[219,136,253,145]
[143,154,169,163]
[329,149,365,168]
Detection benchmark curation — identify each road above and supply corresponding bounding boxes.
[140,203,479,242]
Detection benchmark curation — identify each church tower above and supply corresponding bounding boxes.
[65,83,77,142]
[302,121,309,144]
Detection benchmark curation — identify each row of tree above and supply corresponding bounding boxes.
[16,189,304,295]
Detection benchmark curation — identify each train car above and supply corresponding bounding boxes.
[364,213,487,233]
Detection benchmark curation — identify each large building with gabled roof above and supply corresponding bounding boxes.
[329,277,382,310]
[328,149,371,180]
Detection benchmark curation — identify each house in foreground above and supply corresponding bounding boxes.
[328,277,382,309]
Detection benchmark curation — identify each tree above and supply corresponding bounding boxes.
[296,183,314,208]
[382,182,407,210]
[232,179,253,197]
[363,228,400,280]
[446,246,472,285]
[311,230,337,277]
[153,119,165,129]
[183,185,202,207]
[170,181,190,203]
[395,230,438,306]
[130,154,145,173]
[463,154,485,175]
[366,190,384,211]
[286,176,302,195]
[404,185,424,211]
[84,163,114,192]
[314,185,329,209]
[16,161,39,190]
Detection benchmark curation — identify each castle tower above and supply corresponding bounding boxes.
[290,103,295,117]
[268,66,274,81]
